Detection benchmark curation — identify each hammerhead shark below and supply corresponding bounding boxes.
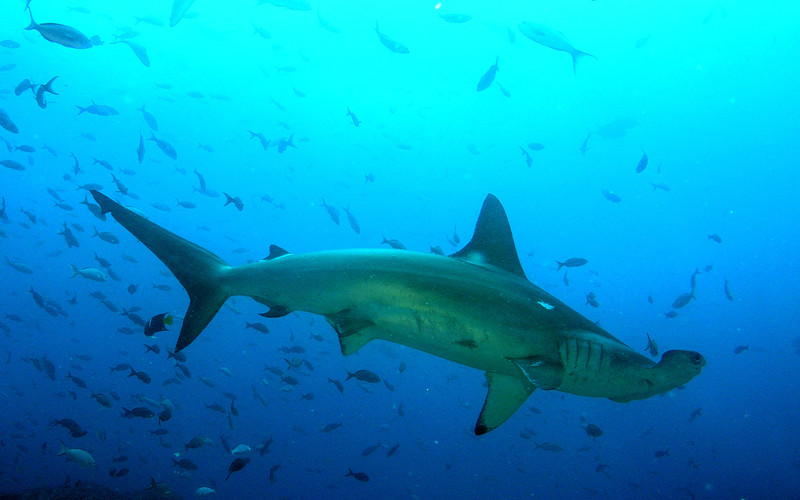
[90,191,705,434]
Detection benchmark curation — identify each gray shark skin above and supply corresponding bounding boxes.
[90,191,705,435]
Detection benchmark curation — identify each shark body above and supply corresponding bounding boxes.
[90,191,705,434]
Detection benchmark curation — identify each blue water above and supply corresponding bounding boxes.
[1,0,799,498]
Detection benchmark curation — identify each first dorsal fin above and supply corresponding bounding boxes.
[264,245,290,260]
[451,194,527,279]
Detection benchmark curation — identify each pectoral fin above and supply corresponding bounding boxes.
[510,356,564,390]
[475,372,535,435]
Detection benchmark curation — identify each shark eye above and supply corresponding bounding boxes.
[691,352,703,364]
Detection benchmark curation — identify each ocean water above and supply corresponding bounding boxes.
[1,0,798,498]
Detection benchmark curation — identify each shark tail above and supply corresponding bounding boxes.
[90,190,230,351]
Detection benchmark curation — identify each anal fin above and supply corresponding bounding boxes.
[475,372,535,435]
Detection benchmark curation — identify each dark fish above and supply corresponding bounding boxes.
[112,40,150,67]
[173,458,198,470]
[248,130,269,150]
[734,345,749,355]
[76,102,119,116]
[534,441,564,452]
[430,245,444,255]
[52,418,87,438]
[579,133,591,155]
[66,371,87,389]
[1,40,21,48]
[167,348,187,362]
[345,468,369,482]
[342,206,360,234]
[93,227,119,244]
[585,424,603,438]
[224,193,244,211]
[245,322,270,334]
[0,109,19,134]
[556,257,587,270]
[260,435,273,456]
[346,107,361,127]
[1,159,26,171]
[664,310,678,318]
[386,442,400,457]
[128,367,152,384]
[268,464,281,482]
[644,333,659,357]
[650,182,670,191]
[184,435,207,452]
[528,142,545,151]
[59,223,80,248]
[708,234,722,243]
[724,279,734,301]
[601,189,621,203]
[381,237,406,250]
[518,22,596,73]
[148,133,177,160]
[277,134,295,153]
[361,442,382,456]
[585,292,599,308]
[520,146,532,167]
[374,22,409,54]
[108,363,130,373]
[654,449,669,458]
[25,9,93,49]
[226,457,250,480]
[635,149,648,173]
[115,468,129,477]
[122,407,155,418]
[476,56,499,92]
[136,133,145,164]
[327,377,344,393]
[671,292,693,309]
[320,422,342,432]
[145,344,161,354]
[145,313,173,337]
[90,392,112,408]
[346,369,381,383]
[320,200,340,224]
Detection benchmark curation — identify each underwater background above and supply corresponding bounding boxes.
[1,0,799,498]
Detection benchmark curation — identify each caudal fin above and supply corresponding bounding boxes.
[90,190,230,351]
[571,49,597,74]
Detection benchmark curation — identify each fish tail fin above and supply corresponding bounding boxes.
[90,190,231,351]
[57,440,67,455]
[25,8,35,29]
[556,261,565,271]
[69,264,79,278]
[571,50,597,74]
[223,192,233,205]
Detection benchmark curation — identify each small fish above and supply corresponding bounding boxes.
[520,146,532,167]
[734,345,748,355]
[518,22,596,73]
[346,369,381,383]
[585,292,599,308]
[361,442,382,456]
[708,234,722,243]
[584,424,603,438]
[122,407,155,418]
[644,333,659,357]
[26,9,93,49]
[654,449,670,458]
[320,200,339,224]
[342,206,360,234]
[534,441,564,452]
[374,22,409,54]
[136,133,145,164]
[245,322,270,334]
[148,133,177,160]
[0,109,19,134]
[112,40,150,67]
[268,464,281,482]
[345,468,369,482]
[381,237,406,250]
[223,193,244,211]
[601,189,621,203]
[57,441,96,468]
[671,292,693,309]
[476,56,499,92]
[579,133,591,155]
[327,377,344,393]
[636,149,648,173]
[69,264,107,282]
[724,279,734,301]
[173,458,198,470]
[346,107,361,127]
[76,102,119,116]
[556,258,588,270]
[226,457,250,480]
